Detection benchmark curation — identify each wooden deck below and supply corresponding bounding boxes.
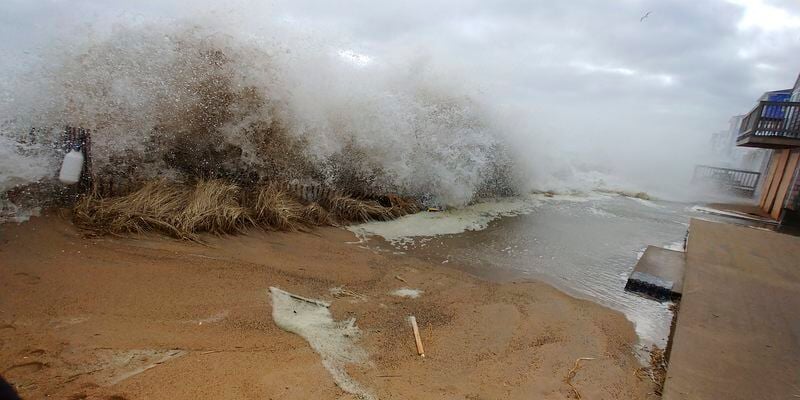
[706,202,773,219]
[737,100,800,148]
[662,218,800,399]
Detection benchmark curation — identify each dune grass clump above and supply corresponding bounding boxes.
[322,193,419,223]
[73,179,421,240]
[73,180,191,238]
[74,179,252,240]
[300,202,335,226]
[383,193,420,217]
[320,195,394,223]
[178,180,253,235]
[251,184,306,231]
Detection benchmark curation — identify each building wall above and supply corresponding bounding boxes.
[752,149,774,199]
[758,149,800,220]
[786,157,800,211]
[784,74,800,211]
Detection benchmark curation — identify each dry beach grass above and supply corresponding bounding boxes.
[73,179,419,240]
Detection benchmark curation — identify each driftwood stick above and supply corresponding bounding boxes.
[271,287,331,308]
[287,293,330,308]
[409,316,425,357]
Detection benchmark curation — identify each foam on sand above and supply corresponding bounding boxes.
[269,287,374,400]
[347,192,604,246]
[348,196,541,246]
[391,288,423,298]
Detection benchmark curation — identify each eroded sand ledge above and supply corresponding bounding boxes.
[0,213,658,399]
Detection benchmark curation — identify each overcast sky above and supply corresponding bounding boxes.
[2,0,799,191]
[271,0,800,154]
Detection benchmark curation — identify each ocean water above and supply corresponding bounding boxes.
[351,193,734,350]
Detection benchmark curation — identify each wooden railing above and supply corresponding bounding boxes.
[692,165,761,196]
[738,101,800,141]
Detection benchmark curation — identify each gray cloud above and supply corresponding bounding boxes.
[273,0,799,128]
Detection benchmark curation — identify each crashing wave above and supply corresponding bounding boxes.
[0,22,520,215]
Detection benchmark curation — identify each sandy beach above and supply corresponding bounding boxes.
[0,213,658,399]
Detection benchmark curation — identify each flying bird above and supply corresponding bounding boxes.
[640,11,652,22]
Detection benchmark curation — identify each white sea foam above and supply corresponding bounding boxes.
[269,287,374,400]
[628,197,663,209]
[349,196,541,246]
[348,192,609,246]
[588,206,615,217]
[391,288,423,298]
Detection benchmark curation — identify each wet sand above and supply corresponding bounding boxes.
[0,213,658,399]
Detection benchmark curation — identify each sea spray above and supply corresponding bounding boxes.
[0,132,55,194]
[0,128,62,222]
[0,21,519,214]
